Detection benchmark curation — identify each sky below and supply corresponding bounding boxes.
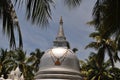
[0,0,96,58]
[0,0,120,67]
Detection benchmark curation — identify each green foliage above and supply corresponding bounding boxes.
[0,0,23,49]
[0,48,9,79]
[29,48,44,73]
[0,48,44,80]
[87,0,120,70]
[93,0,120,37]
[64,0,81,9]
[86,31,119,67]
[80,53,120,80]
[109,67,120,80]
[92,0,120,61]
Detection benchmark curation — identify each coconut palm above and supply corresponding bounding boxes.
[3,48,44,80]
[85,31,119,67]
[6,49,34,80]
[28,48,44,73]
[92,0,120,49]
[0,48,14,79]
[93,0,120,34]
[88,0,120,68]
[80,52,113,80]
[0,48,8,78]
[0,0,23,49]
[15,49,35,80]
[90,1,120,65]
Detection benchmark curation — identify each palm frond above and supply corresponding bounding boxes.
[93,0,120,37]
[89,32,100,38]
[85,42,101,50]
[97,46,105,68]
[64,0,81,9]
[92,0,101,29]
[113,52,120,62]
[14,49,26,62]
[25,0,54,27]
[0,0,23,49]
[87,20,96,26]
[26,56,36,64]
[107,46,114,67]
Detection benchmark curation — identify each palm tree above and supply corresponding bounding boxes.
[93,0,120,34]
[0,48,44,79]
[10,49,44,79]
[85,31,119,67]
[0,0,23,49]
[0,48,8,78]
[88,0,120,69]
[92,0,120,50]
[0,48,13,79]
[28,48,44,73]
[15,49,36,80]
[6,49,34,80]
[80,52,113,80]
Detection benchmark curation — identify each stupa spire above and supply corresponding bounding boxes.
[53,16,70,48]
[60,16,63,24]
[57,16,65,37]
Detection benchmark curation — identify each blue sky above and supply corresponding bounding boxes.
[0,0,120,67]
[0,0,95,59]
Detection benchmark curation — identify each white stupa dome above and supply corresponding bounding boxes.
[35,17,82,80]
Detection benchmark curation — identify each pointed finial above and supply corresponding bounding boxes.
[53,16,70,48]
[58,16,64,37]
[60,16,63,24]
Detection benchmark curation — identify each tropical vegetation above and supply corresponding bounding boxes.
[80,52,120,80]
[0,0,120,80]
[84,0,120,69]
[85,30,120,68]
[0,48,44,80]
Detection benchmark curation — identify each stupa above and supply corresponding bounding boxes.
[35,17,82,80]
